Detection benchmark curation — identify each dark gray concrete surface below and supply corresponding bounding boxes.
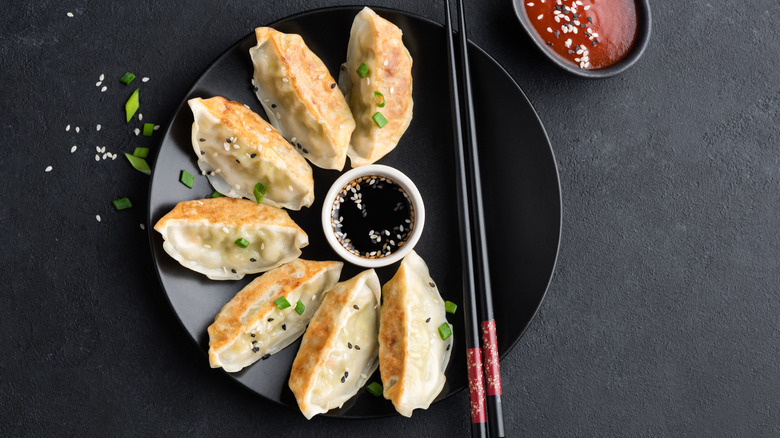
[2,1,779,436]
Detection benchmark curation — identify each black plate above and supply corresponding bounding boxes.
[148,6,561,418]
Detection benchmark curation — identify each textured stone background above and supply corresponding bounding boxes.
[2,0,779,436]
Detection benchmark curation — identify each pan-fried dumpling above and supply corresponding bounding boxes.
[188,96,314,210]
[289,269,381,419]
[340,7,413,167]
[153,197,308,280]
[208,259,343,373]
[378,251,452,417]
[250,27,356,171]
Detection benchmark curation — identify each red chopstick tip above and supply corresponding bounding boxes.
[467,348,487,423]
[481,320,503,396]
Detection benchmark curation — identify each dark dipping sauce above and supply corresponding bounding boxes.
[331,175,414,259]
[524,0,638,70]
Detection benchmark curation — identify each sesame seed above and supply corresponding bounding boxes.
[153,125,160,130]
[75,126,80,133]
[67,12,74,17]
[96,215,101,222]
[140,223,146,230]
[66,125,70,131]
[537,14,543,20]
[101,86,107,92]
[353,304,359,310]
[44,165,52,172]
[142,77,149,82]
[71,145,77,153]
[222,227,229,233]
[94,154,100,161]
[138,113,143,121]
[134,128,140,136]
[317,74,325,79]
[288,185,293,192]
[99,73,105,81]
[282,77,289,82]
[96,81,102,87]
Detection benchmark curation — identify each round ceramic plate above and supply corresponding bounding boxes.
[148,6,561,418]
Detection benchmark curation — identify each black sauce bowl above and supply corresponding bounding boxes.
[512,0,651,78]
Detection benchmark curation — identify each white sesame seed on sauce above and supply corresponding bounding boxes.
[134,128,140,136]
[45,166,52,172]
[138,113,143,121]
[75,126,80,133]
[153,125,160,130]
[99,73,105,81]
[140,223,146,230]
[142,77,149,82]
[100,86,107,92]
[96,124,101,131]
[67,12,74,17]
[66,124,70,131]
[95,154,100,161]
[96,81,102,87]
[547,27,553,33]
[527,1,534,5]
[71,145,77,153]
[96,215,101,222]
[537,14,544,20]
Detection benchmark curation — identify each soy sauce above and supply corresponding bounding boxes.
[331,176,414,258]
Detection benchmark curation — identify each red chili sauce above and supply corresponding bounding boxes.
[524,0,638,70]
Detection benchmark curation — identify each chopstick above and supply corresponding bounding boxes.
[445,0,505,437]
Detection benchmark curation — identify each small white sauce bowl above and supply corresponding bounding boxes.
[321,164,425,268]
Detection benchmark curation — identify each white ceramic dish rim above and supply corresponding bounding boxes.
[321,164,426,268]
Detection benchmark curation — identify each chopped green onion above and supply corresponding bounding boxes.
[112,197,133,210]
[125,89,139,122]
[372,112,388,128]
[142,123,154,136]
[234,237,249,248]
[445,301,458,314]
[366,382,383,397]
[356,63,369,78]
[438,323,452,340]
[132,147,149,158]
[210,191,224,198]
[119,72,136,84]
[253,182,266,204]
[180,170,194,189]
[124,153,150,175]
[274,296,291,310]
[373,91,386,107]
[294,300,305,315]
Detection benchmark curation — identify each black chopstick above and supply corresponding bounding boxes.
[447,0,505,436]
[444,1,488,437]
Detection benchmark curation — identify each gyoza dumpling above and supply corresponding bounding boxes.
[378,251,452,417]
[188,96,314,210]
[208,259,343,373]
[340,7,413,167]
[250,27,355,171]
[289,269,381,419]
[154,197,308,280]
